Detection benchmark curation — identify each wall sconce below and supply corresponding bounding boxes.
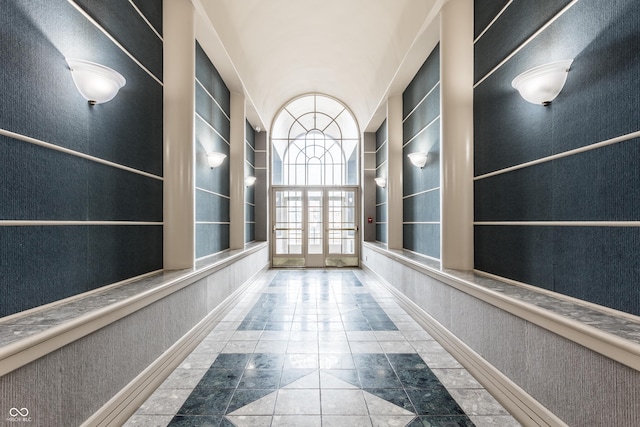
[511,59,573,106]
[66,58,126,105]
[407,152,429,168]
[374,177,386,188]
[245,176,257,187]
[207,152,226,168]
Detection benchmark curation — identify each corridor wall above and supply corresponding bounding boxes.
[195,42,231,258]
[474,0,640,315]
[402,45,441,259]
[245,121,256,243]
[0,0,163,317]
[375,120,388,244]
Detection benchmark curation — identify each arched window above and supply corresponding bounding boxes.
[272,94,359,186]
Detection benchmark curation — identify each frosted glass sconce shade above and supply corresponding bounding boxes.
[374,177,386,188]
[407,152,429,168]
[66,58,126,105]
[245,176,257,187]
[207,152,226,168]
[511,59,573,106]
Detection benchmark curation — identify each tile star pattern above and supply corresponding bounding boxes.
[126,270,519,427]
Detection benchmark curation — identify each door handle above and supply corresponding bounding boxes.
[326,226,359,231]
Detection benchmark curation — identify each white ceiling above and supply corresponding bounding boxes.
[193,0,443,133]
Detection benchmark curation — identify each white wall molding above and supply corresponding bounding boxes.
[474,130,640,181]
[0,128,163,181]
[403,187,440,199]
[474,221,640,227]
[0,221,162,226]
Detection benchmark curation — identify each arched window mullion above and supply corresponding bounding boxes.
[273,94,358,186]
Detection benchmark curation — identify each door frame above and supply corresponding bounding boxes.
[271,186,359,268]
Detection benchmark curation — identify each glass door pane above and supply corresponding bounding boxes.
[326,189,358,267]
[307,191,323,254]
[273,187,358,268]
[306,189,325,267]
[273,190,305,266]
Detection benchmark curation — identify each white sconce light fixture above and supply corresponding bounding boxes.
[66,58,126,105]
[407,152,429,169]
[245,176,257,187]
[374,177,386,188]
[207,152,226,168]
[511,59,573,106]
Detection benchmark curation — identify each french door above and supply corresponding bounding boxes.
[272,187,359,267]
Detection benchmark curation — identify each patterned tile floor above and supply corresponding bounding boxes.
[125,269,520,427]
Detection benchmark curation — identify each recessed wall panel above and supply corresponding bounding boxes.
[474,0,574,83]
[402,90,440,144]
[0,135,88,221]
[474,0,510,39]
[195,43,230,117]
[474,225,555,291]
[0,226,89,317]
[131,0,163,36]
[87,225,162,288]
[0,1,164,177]
[195,224,230,258]
[0,0,163,317]
[474,162,553,222]
[474,0,640,315]
[553,226,640,315]
[196,191,230,223]
[73,0,163,80]
[403,45,439,117]
[88,164,162,222]
[195,41,231,257]
[403,123,440,197]
[196,84,231,140]
[403,224,440,259]
[402,45,440,259]
[403,190,440,223]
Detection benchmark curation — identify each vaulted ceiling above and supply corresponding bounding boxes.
[193,0,442,133]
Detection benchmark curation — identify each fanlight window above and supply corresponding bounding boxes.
[272,94,359,186]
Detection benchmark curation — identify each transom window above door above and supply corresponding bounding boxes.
[272,94,359,186]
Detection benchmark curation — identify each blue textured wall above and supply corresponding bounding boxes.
[474,0,640,315]
[0,1,163,318]
[246,120,256,243]
[402,45,440,259]
[195,42,231,258]
[375,120,388,244]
